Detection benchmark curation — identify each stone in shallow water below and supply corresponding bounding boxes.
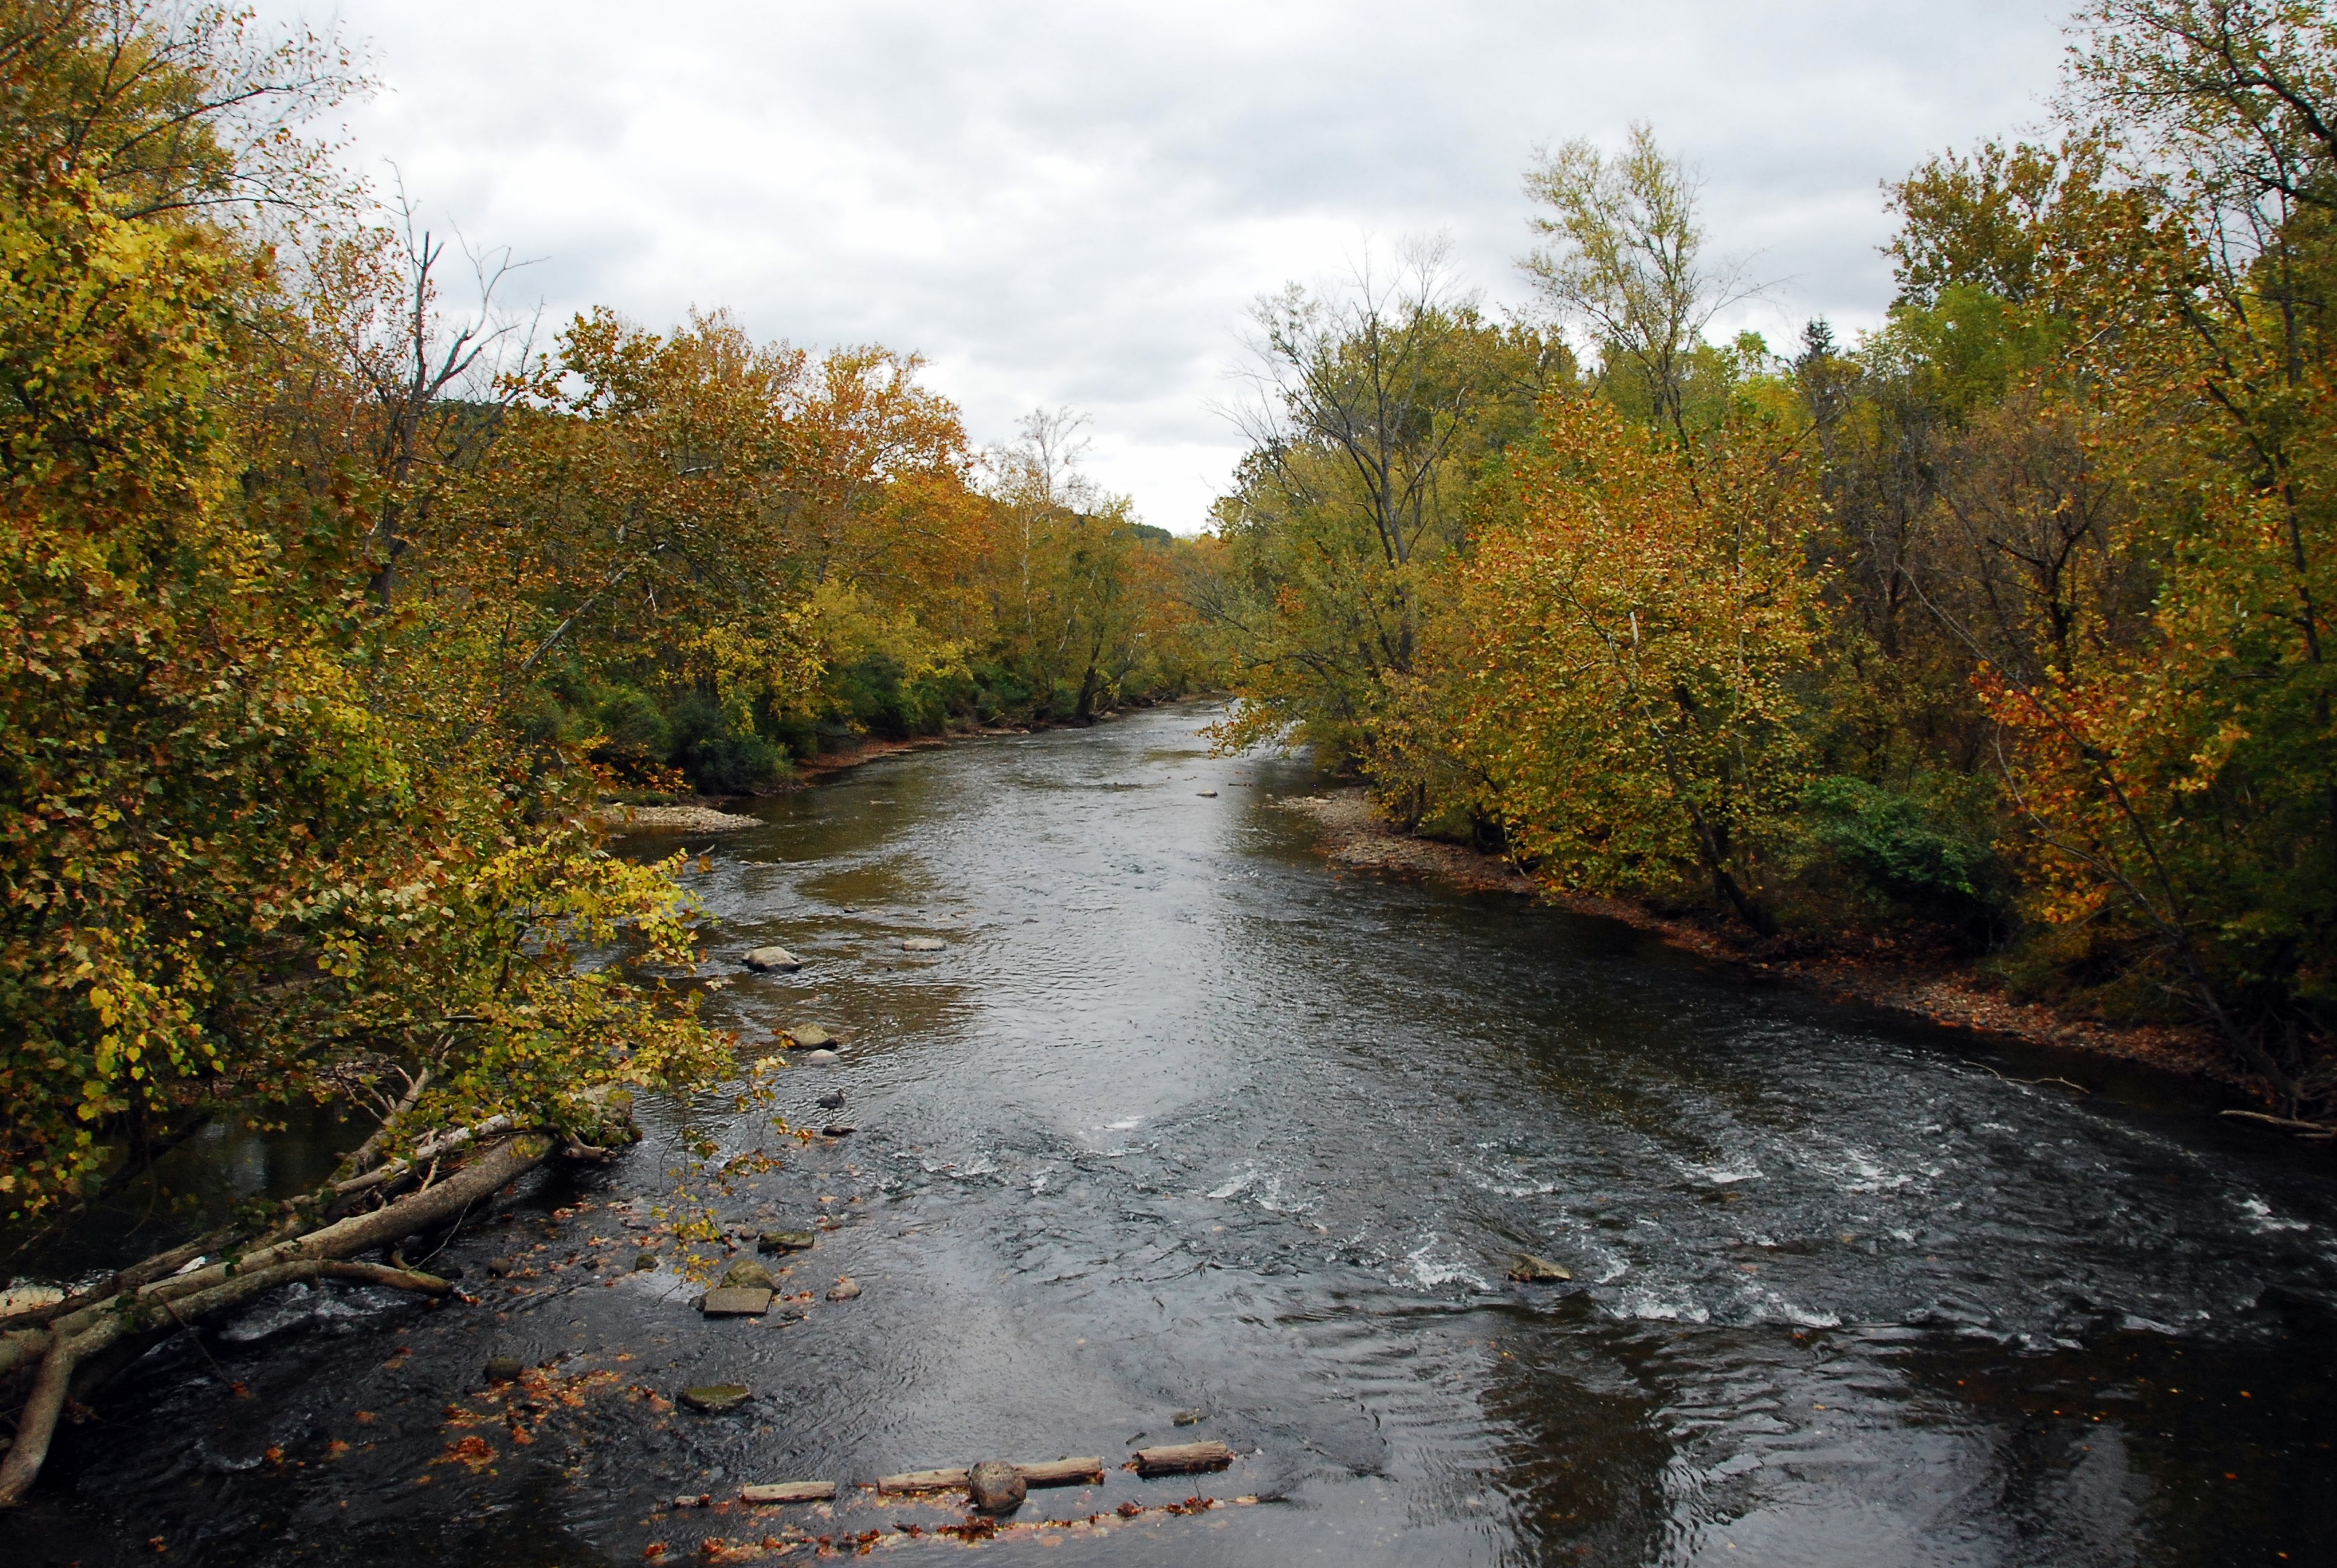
[633,1251,659,1271]
[700,1287,774,1317]
[1172,1408,1206,1426]
[758,1231,817,1254]
[679,1383,752,1414]
[1508,1254,1573,1283]
[822,1124,856,1138]
[789,1025,833,1048]
[742,945,802,972]
[484,1356,525,1384]
[900,937,945,953]
[800,1049,839,1065]
[721,1257,775,1291]
[967,1459,1027,1515]
[825,1277,862,1302]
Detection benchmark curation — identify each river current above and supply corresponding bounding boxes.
[8,703,2334,1565]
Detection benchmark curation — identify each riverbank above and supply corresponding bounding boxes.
[1280,788,2239,1094]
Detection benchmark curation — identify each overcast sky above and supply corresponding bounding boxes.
[263,1,2073,531]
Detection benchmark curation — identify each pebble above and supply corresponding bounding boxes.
[968,1459,1027,1515]
[826,1277,862,1302]
[1173,1408,1206,1426]
[484,1256,518,1278]
[742,945,803,972]
[633,1251,659,1271]
[1197,790,1218,797]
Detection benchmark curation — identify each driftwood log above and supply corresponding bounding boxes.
[0,1131,556,1508]
[1131,1440,1234,1476]
[739,1480,837,1504]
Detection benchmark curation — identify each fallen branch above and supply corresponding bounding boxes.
[331,1114,515,1200]
[2220,1109,2337,1136]
[0,1133,552,1508]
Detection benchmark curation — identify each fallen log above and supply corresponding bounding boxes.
[739,1480,837,1505]
[2220,1109,2337,1136]
[1017,1457,1106,1487]
[1131,1440,1234,1476]
[877,1467,969,1494]
[0,1132,553,1508]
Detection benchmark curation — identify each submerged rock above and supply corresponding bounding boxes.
[800,1049,840,1065]
[822,1123,856,1137]
[679,1384,753,1414]
[816,1090,846,1109]
[788,1025,834,1048]
[967,1459,1027,1515]
[721,1257,775,1292]
[743,945,802,972]
[484,1356,525,1384]
[1508,1254,1573,1283]
[900,937,945,953]
[826,1277,862,1302]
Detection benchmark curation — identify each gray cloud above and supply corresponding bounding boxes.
[268,0,2073,529]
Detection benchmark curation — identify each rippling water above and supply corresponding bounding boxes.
[10,704,2335,1565]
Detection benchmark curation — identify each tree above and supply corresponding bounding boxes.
[1521,123,1750,448]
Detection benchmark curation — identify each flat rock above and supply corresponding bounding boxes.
[1196,790,1218,797]
[700,1286,774,1317]
[825,1277,862,1301]
[899,937,946,953]
[968,1459,1027,1515]
[721,1257,775,1291]
[1508,1253,1573,1283]
[758,1230,817,1255]
[788,1025,834,1048]
[679,1383,753,1413]
[800,1049,839,1065]
[822,1123,856,1137]
[743,945,803,972]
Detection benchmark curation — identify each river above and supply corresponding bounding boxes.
[8,702,2334,1566]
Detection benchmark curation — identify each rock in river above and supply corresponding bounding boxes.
[1508,1253,1573,1283]
[701,1286,774,1317]
[484,1356,525,1384]
[967,1459,1027,1515]
[758,1230,817,1254]
[680,1384,753,1414]
[743,945,802,972]
[721,1257,775,1292]
[800,1049,839,1065]
[900,936,945,953]
[826,1277,862,1302]
[788,1025,834,1047]
[816,1089,845,1109]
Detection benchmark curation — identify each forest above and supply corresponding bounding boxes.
[1206,1,2337,1124]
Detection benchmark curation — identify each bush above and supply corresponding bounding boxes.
[1798,776,2009,943]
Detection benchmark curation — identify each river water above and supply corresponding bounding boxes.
[9,703,2335,1566]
